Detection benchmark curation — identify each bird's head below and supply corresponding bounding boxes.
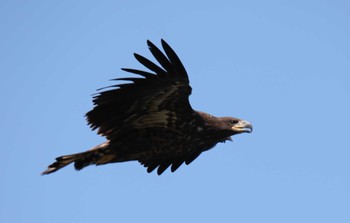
[223,117,253,133]
[216,117,253,141]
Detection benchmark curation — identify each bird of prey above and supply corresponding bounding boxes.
[42,39,252,175]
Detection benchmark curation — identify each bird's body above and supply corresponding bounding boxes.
[43,40,252,175]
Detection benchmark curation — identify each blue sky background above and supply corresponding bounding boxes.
[1,1,349,222]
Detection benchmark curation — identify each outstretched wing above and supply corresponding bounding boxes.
[86,39,193,140]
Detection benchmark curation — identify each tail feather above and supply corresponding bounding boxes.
[42,141,110,175]
[42,153,82,175]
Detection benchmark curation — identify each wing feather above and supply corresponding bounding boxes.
[146,163,159,173]
[147,40,173,73]
[157,161,172,175]
[161,39,188,82]
[139,150,202,175]
[170,159,184,172]
[134,53,167,77]
[120,68,155,79]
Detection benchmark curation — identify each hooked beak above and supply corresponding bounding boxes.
[232,120,253,133]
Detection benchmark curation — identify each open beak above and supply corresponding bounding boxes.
[232,120,253,133]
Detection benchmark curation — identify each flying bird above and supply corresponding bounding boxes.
[42,39,252,175]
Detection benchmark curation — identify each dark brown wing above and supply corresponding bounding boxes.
[86,39,193,140]
[138,137,219,175]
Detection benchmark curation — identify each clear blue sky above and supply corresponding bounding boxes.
[1,1,349,222]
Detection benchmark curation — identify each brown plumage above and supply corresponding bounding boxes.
[42,39,252,175]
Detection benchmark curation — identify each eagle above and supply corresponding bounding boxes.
[42,39,252,175]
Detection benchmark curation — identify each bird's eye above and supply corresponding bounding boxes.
[230,120,238,125]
